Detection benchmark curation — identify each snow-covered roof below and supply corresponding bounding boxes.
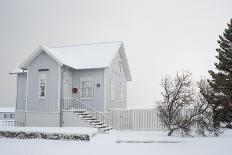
[9,66,27,74]
[18,41,132,81]
[0,107,15,113]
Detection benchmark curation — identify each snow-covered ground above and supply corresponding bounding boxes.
[0,128,231,155]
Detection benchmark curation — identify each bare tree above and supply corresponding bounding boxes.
[157,71,221,136]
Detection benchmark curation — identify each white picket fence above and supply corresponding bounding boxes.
[110,108,166,131]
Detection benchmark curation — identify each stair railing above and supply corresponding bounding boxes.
[62,98,111,128]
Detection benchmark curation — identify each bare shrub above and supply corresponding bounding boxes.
[157,71,221,136]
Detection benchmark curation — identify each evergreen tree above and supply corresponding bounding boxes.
[208,18,232,128]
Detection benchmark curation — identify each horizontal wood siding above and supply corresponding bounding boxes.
[72,69,105,112]
[16,73,27,111]
[27,51,59,112]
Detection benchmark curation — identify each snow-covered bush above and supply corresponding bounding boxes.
[0,131,90,141]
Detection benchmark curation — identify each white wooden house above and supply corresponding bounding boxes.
[0,108,15,120]
[10,41,132,132]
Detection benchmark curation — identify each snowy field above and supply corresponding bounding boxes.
[0,128,232,155]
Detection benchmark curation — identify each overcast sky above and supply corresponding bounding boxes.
[0,0,231,108]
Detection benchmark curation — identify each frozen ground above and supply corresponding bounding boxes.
[0,128,231,155]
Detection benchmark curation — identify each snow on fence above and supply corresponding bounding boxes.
[110,108,166,131]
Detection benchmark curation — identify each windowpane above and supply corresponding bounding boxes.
[80,78,93,99]
[4,114,9,118]
[39,74,47,99]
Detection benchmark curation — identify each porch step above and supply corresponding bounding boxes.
[90,122,103,126]
[82,117,96,121]
[63,98,112,133]
[89,120,100,123]
[76,113,88,116]
[74,110,86,113]
[102,127,113,132]
[94,124,108,128]
[82,115,93,119]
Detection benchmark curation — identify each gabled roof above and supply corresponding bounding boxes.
[19,41,132,81]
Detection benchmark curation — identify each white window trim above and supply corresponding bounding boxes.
[80,77,94,100]
[112,54,123,75]
[39,73,48,100]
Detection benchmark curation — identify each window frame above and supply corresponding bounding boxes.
[112,54,123,74]
[10,114,15,119]
[80,77,94,100]
[38,73,48,100]
[4,114,9,119]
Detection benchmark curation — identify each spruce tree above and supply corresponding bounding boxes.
[208,18,232,128]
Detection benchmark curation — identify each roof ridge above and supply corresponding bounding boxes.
[50,41,123,49]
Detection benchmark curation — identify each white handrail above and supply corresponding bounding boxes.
[62,98,111,127]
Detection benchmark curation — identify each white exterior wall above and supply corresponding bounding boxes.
[71,69,105,112]
[16,73,27,111]
[25,51,61,127]
[26,112,60,127]
[105,49,127,111]
[62,111,91,127]
[15,111,25,123]
[27,51,60,112]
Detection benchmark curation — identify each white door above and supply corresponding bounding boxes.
[63,76,72,98]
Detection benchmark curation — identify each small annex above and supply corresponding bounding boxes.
[10,41,132,132]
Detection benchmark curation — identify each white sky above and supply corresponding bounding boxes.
[0,0,231,108]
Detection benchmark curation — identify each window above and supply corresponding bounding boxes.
[120,83,124,102]
[4,114,9,119]
[39,74,47,99]
[118,58,122,73]
[113,54,123,74]
[110,80,115,101]
[10,114,15,119]
[80,77,93,99]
